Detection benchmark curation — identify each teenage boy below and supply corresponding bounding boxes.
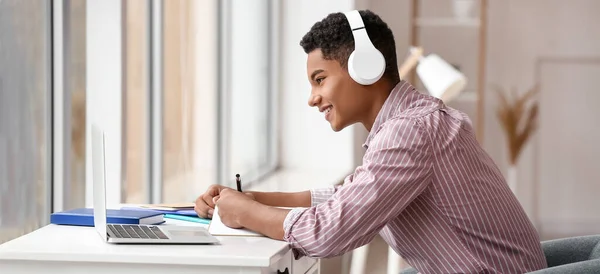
[195,10,547,274]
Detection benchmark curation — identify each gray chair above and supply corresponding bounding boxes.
[399,235,600,274]
[527,234,600,274]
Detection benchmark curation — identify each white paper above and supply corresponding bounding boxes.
[208,206,263,237]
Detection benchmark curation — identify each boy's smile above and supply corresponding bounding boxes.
[306,49,395,132]
[320,104,333,122]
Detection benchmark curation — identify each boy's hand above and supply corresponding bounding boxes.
[194,184,228,219]
[214,188,256,229]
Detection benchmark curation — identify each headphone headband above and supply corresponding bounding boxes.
[343,10,386,85]
[344,10,373,51]
[345,10,365,30]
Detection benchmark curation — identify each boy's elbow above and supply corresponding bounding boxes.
[305,233,377,258]
[300,241,351,259]
[303,247,340,259]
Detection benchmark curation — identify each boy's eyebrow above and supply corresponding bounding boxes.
[310,69,324,81]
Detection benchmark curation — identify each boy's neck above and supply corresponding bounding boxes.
[363,80,399,131]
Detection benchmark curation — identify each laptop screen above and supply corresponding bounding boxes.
[91,124,108,241]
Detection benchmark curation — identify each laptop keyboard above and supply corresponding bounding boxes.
[107,224,169,239]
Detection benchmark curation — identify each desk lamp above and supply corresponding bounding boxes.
[398,46,467,103]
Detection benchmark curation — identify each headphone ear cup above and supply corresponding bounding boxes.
[347,49,385,85]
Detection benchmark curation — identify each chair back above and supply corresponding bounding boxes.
[589,240,600,260]
[526,235,600,273]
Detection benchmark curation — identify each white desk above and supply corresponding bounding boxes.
[0,218,319,274]
[0,168,349,274]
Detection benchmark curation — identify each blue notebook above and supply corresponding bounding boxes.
[50,208,165,227]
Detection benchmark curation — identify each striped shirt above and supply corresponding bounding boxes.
[283,81,547,273]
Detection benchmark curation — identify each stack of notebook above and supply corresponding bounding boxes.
[50,203,211,227]
[50,208,165,226]
[122,203,210,224]
[51,202,268,236]
[122,203,198,216]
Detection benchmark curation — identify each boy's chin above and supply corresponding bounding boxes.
[329,120,348,132]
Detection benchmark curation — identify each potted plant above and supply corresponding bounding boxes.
[493,84,539,195]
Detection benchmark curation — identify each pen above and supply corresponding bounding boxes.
[236,174,242,192]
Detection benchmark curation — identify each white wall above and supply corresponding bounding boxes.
[279,0,360,173]
[498,0,600,237]
[368,0,600,238]
[85,0,122,207]
[537,60,600,236]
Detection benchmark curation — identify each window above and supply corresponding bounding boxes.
[61,0,279,206]
[0,0,52,243]
[220,0,279,187]
[159,0,219,202]
[1,0,279,245]
[64,0,87,211]
[155,0,279,201]
[122,0,150,204]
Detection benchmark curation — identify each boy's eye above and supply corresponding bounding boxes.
[316,77,325,84]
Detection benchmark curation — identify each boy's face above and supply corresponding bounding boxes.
[306,49,371,131]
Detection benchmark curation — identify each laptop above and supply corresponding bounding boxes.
[91,124,220,244]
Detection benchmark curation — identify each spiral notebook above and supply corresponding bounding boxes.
[208,206,263,237]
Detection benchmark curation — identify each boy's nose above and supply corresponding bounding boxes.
[308,94,322,107]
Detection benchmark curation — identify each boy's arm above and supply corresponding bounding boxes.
[262,120,433,258]
[246,182,345,208]
[246,191,311,208]
[236,185,346,240]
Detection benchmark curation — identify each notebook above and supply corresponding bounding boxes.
[208,206,263,237]
[51,208,164,227]
[164,214,211,225]
[121,206,199,217]
[138,203,195,211]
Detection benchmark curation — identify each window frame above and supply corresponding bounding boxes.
[52,0,66,213]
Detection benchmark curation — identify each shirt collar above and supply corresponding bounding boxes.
[362,80,413,149]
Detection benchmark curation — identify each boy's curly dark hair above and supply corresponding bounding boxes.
[300,10,400,84]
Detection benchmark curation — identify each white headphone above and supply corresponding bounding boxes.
[343,10,386,85]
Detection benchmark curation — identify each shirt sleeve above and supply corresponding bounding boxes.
[282,177,347,245]
[309,179,346,206]
[283,118,433,258]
